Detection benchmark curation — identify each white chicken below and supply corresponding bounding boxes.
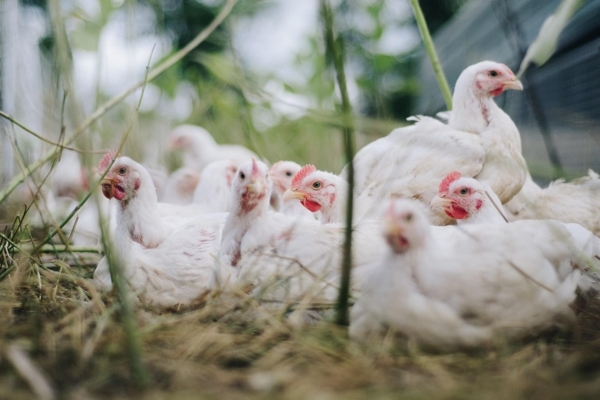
[168,124,257,171]
[268,160,314,219]
[48,150,89,199]
[160,167,200,205]
[430,172,600,291]
[212,159,386,303]
[345,61,527,225]
[350,199,597,349]
[192,159,239,213]
[93,151,226,307]
[282,164,347,224]
[505,170,600,236]
[430,171,508,224]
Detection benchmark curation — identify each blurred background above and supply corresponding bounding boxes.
[1,0,599,196]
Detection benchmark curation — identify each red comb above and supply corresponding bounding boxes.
[98,150,117,174]
[439,171,462,194]
[251,157,259,176]
[292,164,316,187]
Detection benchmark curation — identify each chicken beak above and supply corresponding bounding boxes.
[384,218,403,237]
[282,188,306,201]
[503,77,523,91]
[101,177,116,199]
[246,179,264,195]
[430,194,453,209]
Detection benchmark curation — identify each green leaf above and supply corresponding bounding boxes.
[517,0,587,77]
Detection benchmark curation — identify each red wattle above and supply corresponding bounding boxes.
[490,87,504,96]
[449,204,469,219]
[301,199,321,213]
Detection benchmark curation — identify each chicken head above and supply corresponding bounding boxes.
[282,164,340,214]
[98,151,142,202]
[232,158,272,213]
[384,199,429,254]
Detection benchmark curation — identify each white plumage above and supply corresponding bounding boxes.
[505,170,600,235]
[93,151,226,307]
[350,199,597,348]
[193,159,239,213]
[430,171,508,224]
[160,167,200,205]
[431,172,600,292]
[212,159,386,303]
[168,124,257,171]
[268,160,314,219]
[345,61,527,225]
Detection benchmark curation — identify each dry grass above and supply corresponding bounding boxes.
[0,250,600,399]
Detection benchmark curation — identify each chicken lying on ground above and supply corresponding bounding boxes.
[268,161,314,219]
[350,199,599,349]
[504,170,600,236]
[93,151,227,308]
[192,159,239,213]
[430,171,600,290]
[345,61,527,225]
[212,158,385,304]
[168,124,257,171]
[160,167,201,205]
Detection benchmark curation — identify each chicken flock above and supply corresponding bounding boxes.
[30,61,600,350]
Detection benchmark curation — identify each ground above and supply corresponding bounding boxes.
[1,252,600,400]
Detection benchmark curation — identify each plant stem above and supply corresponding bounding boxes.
[99,224,149,388]
[409,0,453,110]
[0,0,238,205]
[321,0,355,326]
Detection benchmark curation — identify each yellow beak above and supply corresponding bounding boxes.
[503,78,523,91]
[430,195,453,209]
[282,188,307,201]
[247,179,265,195]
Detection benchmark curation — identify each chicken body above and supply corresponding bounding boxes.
[213,159,385,303]
[346,61,527,225]
[193,159,239,212]
[160,167,200,205]
[431,174,600,291]
[505,170,600,235]
[350,199,591,349]
[93,152,226,307]
[168,124,257,171]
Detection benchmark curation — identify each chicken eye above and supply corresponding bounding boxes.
[459,188,469,195]
[489,70,498,77]
[405,213,413,222]
[312,181,322,189]
[118,167,127,175]
[239,171,245,180]
[285,171,293,177]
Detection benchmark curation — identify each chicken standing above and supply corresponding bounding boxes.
[350,199,597,348]
[345,61,527,225]
[504,170,600,235]
[93,151,226,307]
[168,124,257,171]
